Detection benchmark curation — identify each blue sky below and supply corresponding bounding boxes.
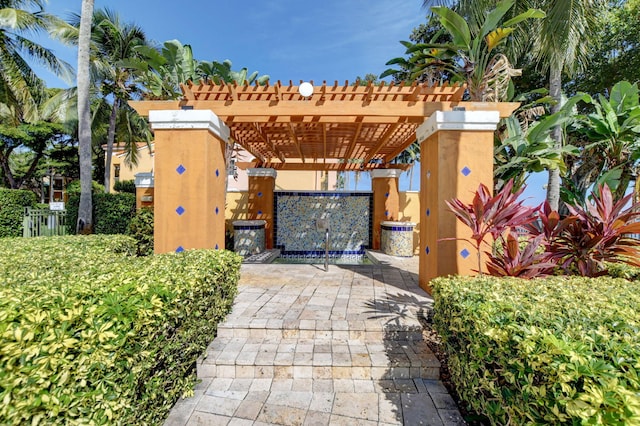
[34,0,548,203]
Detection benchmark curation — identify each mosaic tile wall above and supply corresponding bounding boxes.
[274,192,372,254]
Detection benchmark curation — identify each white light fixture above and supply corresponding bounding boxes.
[298,82,314,98]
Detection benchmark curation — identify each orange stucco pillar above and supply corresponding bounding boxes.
[134,172,154,209]
[417,111,500,293]
[149,110,230,254]
[247,168,276,249]
[371,169,401,250]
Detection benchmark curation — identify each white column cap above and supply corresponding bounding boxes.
[247,168,277,178]
[134,172,154,188]
[370,169,403,179]
[416,110,500,143]
[149,109,230,142]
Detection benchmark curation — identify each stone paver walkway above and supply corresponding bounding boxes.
[165,254,464,425]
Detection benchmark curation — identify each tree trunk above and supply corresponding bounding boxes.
[104,98,119,193]
[0,148,17,189]
[77,0,95,234]
[546,62,563,211]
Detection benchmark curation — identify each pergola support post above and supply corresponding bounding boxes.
[370,169,401,250]
[247,168,276,249]
[417,111,500,293]
[149,110,230,254]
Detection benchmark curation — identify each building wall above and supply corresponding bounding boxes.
[110,146,154,192]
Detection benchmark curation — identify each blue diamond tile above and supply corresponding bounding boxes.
[215,244,219,250]
[426,170,431,178]
[258,192,263,197]
[460,248,470,259]
[176,206,185,216]
[215,207,219,215]
[176,164,186,175]
[461,166,471,176]
[257,210,263,215]
[385,210,389,217]
[176,246,184,253]
[385,192,389,198]
[425,246,430,255]
[426,208,430,217]
[215,169,220,177]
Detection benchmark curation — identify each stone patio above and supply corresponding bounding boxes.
[164,254,465,425]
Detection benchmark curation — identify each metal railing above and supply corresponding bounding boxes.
[23,208,68,237]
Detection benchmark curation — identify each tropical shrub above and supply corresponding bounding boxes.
[0,235,241,425]
[128,207,154,256]
[113,179,136,193]
[66,192,136,235]
[0,188,36,237]
[432,275,640,425]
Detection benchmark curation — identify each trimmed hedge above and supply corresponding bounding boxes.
[128,207,154,256]
[0,235,241,425]
[0,189,36,237]
[66,192,136,235]
[432,276,640,425]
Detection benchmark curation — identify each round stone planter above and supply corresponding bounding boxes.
[233,220,266,256]
[380,221,416,257]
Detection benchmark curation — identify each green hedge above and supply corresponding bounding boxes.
[432,276,640,425]
[0,189,36,237]
[128,207,154,256]
[0,235,241,425]
[66,192,136,234]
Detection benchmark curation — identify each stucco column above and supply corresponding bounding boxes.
[134,172,154,210]
[247,168,276,249]
[149,110,230,254]
[417,111,500,293]
[370,169,401,250]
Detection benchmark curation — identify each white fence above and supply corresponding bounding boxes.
[23,208,68,237]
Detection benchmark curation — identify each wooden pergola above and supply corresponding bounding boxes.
[131,80,517,171]
[131,80,518,292]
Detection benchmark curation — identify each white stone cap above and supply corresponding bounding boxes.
[233,220,266,227]
[134,172,154,188]
[247,168,277,178]
[149,109,230,142]
[416,110,500,143]
[370,169,403,179]
[381,221,416,227]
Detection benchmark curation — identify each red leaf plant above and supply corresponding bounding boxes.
[485,231,557,278]
[445,179,538,274]
[539,185,640,276]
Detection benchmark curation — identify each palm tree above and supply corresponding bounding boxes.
[424,0,606,209]
[76,0,94,233]
[0,0,73,122]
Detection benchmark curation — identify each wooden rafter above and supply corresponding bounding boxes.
[253,123,285,163]
[288,124,305,163]
[236,161,410,171]
[365,123,401,163]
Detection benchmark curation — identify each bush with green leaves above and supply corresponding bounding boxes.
[432,275,640,425]
[128,207,154,255]
[66,192,136,235]
[0,188,36,237]
[113,179,136,194]
[0,235,241,425]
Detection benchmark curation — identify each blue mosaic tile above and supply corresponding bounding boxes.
[426,208,430,217]
[176,164,186,175]
[273,191,372,254]
[426,246,430,255]
[257,210,263,215]
[385,210,389,217]
[215,244,219,250]
[215,169,220,177]
[461,166,471,176]
[176,206,185,216]
[258,192,263,197]
[215,206,219,215]
[460,248,470,259]
[176,246,184,253]
[385,192,389,198]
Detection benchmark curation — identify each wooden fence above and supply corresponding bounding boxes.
[23,208,68,237]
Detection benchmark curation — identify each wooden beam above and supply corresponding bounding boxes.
[236,161,410,171]
[129,100,183,116]
[364,123,401,163]
[253,123,286,163]
[175,100,520,119]
[288,124,305,163]
[384,135,418,163]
